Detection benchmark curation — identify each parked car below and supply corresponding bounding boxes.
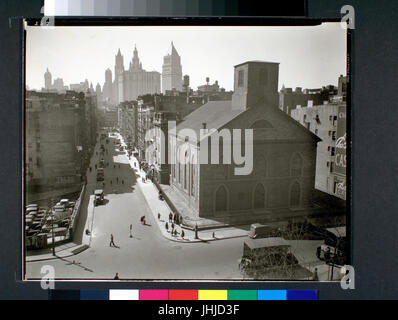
[94,189,105,206]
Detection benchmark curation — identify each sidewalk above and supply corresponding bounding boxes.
[26,242,89,262]
[117,133,248,243]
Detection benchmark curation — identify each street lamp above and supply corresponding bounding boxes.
[50,198,56,256]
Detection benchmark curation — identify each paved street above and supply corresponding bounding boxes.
[25,133,246,280]
[25,131,331,280]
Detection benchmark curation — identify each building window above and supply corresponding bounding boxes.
[238,70,244,87]
[332,131,336,141]
[290,181,301,207]
[184,163,188,189]
[290,153,303,177]
[259,69,268,86]
[253,184,265,209]
[190,162,194,196]
[331,147,336,156]
[215,186,228,212]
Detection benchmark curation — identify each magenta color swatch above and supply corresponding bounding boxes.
[139,290,169,300]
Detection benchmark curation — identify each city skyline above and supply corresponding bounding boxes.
[26,23,347,92]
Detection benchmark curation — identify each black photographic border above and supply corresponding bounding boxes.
[1,0,398,300]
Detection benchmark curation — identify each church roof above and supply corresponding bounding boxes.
[175,100,244,142]
[175,100,321,144]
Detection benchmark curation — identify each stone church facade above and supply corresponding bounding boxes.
[168,61,320,222]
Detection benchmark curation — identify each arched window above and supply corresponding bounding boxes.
[251,119,273,129]
[215,186,228,212]
[253,184,265,209]
[178,162,181,184]
[291,153,303,176]
[290,181,301,207]
[184,151,189,190]
[191,156,195,196]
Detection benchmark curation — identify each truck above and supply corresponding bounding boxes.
[96,167,104,181]
[94,189,105,206]
[316,226,346,266]
[248,223,282,239]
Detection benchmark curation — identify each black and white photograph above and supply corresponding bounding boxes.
[24,23,348,281]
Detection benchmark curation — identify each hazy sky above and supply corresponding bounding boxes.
[26,23,346,91]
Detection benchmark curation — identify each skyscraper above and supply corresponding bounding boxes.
[44,68,52,90]
[162,42,183,93]
[106,45,161,104]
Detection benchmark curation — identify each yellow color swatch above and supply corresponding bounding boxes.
[198,290,228,300]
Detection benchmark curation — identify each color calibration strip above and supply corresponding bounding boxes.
[50,289,317,300]
[43,0,305,17]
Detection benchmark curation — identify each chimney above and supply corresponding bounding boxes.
[202,122,207,129]
[231,61,280,111]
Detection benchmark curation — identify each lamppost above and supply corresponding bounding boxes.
[50,198,56,256]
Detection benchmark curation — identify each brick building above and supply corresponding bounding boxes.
[166,61,320,223]
[25,90,97,201]
[291,102,347,200]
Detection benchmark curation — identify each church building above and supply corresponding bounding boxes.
[167,61,321,224]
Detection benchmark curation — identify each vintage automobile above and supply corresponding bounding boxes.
[316,226,347,266]
[94,189,105,206]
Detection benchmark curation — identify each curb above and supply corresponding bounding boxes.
[160,232,248,243]
[26,245,90,263]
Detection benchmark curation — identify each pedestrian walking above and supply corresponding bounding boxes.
[114,272,119,280]
[181,229,185,239]
[130,224,132,238]
[109,234,116,247]
[165,222,169,232]
[171,222,175,230]
[169,212,172,223]
[173,229,178,237]
[158,213,161,220]
[212,231,215,238]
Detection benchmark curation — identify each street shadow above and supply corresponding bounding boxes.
[94,198,109,206]
[57,256,94,273]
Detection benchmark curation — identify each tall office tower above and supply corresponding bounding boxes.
[162,42,183,93]
[44,68,52,90]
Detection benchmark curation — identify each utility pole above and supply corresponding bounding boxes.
[50,198,56,256]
